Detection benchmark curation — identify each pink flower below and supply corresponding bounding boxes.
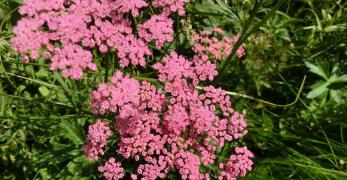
[192,55,218,81]
[83,120,112,160]
[138,13,174,49]
[14,0,253,178]
[229,111,248,139]
[174,151,204,180]
[12,0,152,79]
[98,158,124,180]
[116,34,152,67]
[153,52,195,82]
[87,57,253,179]
[90,70,140,115]
[163,104,189,135]
[153,0,191,16]
[139,81,167,111]
[114,0,147,17]
[218,147,254,180]
[192,28,232,61]
[50,44,96,80]
[233,35,246,58]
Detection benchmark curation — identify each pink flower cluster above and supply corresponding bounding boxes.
[153,0,190,16]
[219,147,254,180]
[98,158,124,180]
[138,13,174,49]
[83,120,112,160]
[11,0,190,79]
[90,70,140,115]
[153,52,218,85]
[85,52,253,179]
[13,0,252,179]
[192,28,245,60]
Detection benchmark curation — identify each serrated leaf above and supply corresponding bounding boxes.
[39,86,50,97]
[330,90,342,103]
[304,61,328,80]
[333,74,347,83]
[307,82,329,99]
[36,69,49,78]
[24,66,35,77]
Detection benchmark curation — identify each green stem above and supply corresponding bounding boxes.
[278,72,339,167]
[220,0,284,72]
[135,75,306,107]
[0,93,73,108]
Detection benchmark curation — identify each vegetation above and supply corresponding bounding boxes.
[1,0,346,179]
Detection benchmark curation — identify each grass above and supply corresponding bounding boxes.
[1,0,347,179]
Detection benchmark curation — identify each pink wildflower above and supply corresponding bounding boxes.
[233,35,246,58]
[153,0,191,16]
[11,0,154,79]
[138,13,174,49]
[90,70,140,115]
[153,52,195,82]
[192,28,232,60]
[114,0,148,17]
[116,34,152,67]
[139,81,166,111]
[192,55,218,81]
[50,44,96,80]
[98,158,124,180]
[86,61,253,179]
[229,111,248,139]
[174,151,204,180]
[83,120,112,160]
[218,147,254,180]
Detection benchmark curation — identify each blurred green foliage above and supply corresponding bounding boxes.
[1,0,347,179]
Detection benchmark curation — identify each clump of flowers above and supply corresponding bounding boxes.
[85,51,253,179]
[98,158,125,180]
[192,28,245,60]
[83,119,112,160]
[219,147,254,180]
[11,0,187,79]
[152,0,190,16]
[138,13,174,49]
[12,0,253,179]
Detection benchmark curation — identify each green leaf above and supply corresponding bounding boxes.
[36,69,50,78]
[330,90,342,103]
[0,84,10,116]
[304,61,328,80]
[307,82,329,99]
[66,155,89,174]
[0,3,10,20]
[53,72,69,90]
[39,86,50,97]
[333,74,347,83]
[60,119,84,145]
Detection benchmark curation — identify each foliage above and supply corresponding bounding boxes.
[1,0,347,179]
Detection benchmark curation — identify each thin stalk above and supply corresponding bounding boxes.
[0,93,73,108]
[0,56,16,89]
[219,0,262,72]
[3,71,83,94]
[198,75,306,107]
[278,72,339,167]
[220,0,284,72]
[4,72,60,89]
[135,75,306,107]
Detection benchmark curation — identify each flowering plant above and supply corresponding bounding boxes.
[11,0,252,179]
